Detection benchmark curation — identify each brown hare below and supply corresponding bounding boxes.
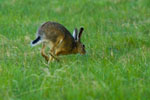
[31,21,86,62]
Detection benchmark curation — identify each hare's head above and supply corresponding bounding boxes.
[73,27,86,55]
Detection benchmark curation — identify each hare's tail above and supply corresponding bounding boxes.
[30,36,42,46]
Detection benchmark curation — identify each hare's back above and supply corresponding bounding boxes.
[40,22,71,35]
[38,22,72,42]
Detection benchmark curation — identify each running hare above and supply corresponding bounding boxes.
[31,21,86,62]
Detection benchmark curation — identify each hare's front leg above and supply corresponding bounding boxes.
[48,41,62,62]
[55,49,68,56]
[41,43,49,62]
[49,50,60,62]
[49,50,55,62]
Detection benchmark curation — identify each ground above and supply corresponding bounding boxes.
[0,0,150,100]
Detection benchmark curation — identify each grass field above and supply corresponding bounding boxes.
[0,0,150,100]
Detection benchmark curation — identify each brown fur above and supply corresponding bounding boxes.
[33,21,86,62]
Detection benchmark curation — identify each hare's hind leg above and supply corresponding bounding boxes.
[41,43,49,61]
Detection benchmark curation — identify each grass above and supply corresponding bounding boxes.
[0,0,150,100]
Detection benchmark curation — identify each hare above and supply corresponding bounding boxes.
[31,21,86,62]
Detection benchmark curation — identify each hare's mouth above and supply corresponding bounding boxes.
[80,51,86,55]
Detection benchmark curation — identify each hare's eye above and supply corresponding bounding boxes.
[83,45,85,48]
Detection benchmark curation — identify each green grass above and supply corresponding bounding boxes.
[0,0,150,100]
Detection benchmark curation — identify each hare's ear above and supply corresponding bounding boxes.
[78,27,84,41]
[73,28,78,40]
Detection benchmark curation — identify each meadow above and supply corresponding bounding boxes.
[0,0,150,100]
